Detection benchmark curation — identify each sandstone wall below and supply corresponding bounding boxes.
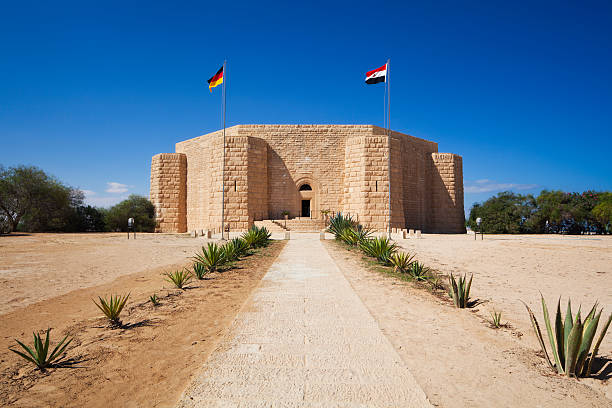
[152,125,466,234]
[150,153,187,232]
[430,153,466,233]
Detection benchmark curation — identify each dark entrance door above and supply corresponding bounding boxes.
[301,200,311,217]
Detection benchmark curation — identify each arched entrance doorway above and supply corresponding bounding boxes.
[299,184,312,217]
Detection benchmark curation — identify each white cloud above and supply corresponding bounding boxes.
[84,194,129,208]
[105,182,129,193]
[464,180,538,194]
[82,189,97,197]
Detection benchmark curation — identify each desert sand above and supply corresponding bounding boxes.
[0,233,286,407]
[1,232,610,407]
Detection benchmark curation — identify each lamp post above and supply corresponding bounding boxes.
[475,217,483,240]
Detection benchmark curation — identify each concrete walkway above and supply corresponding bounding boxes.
[177,235,431,407]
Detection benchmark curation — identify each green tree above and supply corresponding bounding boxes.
[592,192,612,233]
[467,191,535,234]
[105,195,155,232]
[0,165,85,232]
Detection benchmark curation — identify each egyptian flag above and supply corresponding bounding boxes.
[365,63,387,84]
[207,66,224,92]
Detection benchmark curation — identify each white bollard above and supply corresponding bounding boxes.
[416,230,422,238]
[285,231,291,240]
[320,231,326,240]
[409,229,415,238]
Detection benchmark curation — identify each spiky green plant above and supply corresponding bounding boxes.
[448,273,473,308]
[93,293,130,325]
[358,236,398,265]
[10,329,73,371]
[149,293,160,306]
[338,227,360,246]
[254,226,271,247]
[164,269,192,290]
[490,310,503,328]
[390,252,416,273]
[221,241,239,262]
[523,296,612,377]
[230,237,249,257]
[354,225,373,244]
[193,243,226,272]
[192,262,208,280]
[407,261,431,281]
[327,213,357,238]
[241,227,260,248]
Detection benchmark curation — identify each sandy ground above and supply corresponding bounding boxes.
[396,234,612,360]
[0,233,286,407]
[325,234,612,406]
[0,233,208,315]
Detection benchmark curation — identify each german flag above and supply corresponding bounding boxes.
[207,66,224,92]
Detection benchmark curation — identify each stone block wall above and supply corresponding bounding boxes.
[151,124,466,234]
[429,153,466,233]
[150,153,187,232]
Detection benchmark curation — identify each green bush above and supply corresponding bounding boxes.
[448,273,473,308]
[389,252,416,273]
[359,237,398,265]
[104,195,155,232]
[327,213,357,238]
[94,294,130,326]
[407,261,431,281]
[241,226,271,248]
[523,297,612,377]
[10,329,73,371]
[164,269,192,290]
[194,243,226,272]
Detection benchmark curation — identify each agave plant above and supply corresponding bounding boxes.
[241,228,259,248]
[10,329,73,371]
[338,227,359,246]
[523,296,612,377]
[221,241,239,262]
[149,293,160,306]
[94,293,130,326]
[193,243,226,272]
[358,236,398,265]
[448,273,473,308]
[327,213,356,238]
[407,261,430,281]
[164,268,192,290]
[490,310,503,328]
[389,252,416,273]
[354,225,373,244]
[192,262,208,280]
[254,226,271,247]
[230,237,249,257]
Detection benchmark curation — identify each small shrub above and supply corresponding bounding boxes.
[490,310,503,328]
[338,227,359,246]
[359,237,398,265]
[9,329,73,371]
[149,293,160,306]
[390,252,416,273]
[193,262,208,280]
[194,243,226,272]
[230,237,249,257]
[221,241,239,262]
[523,296,612,377]
[241,226,271,248]
[164,269,192,290]
[448,273,473,308]
[407,262,430,281]
[94,293,130,326]
[327,213,357,238]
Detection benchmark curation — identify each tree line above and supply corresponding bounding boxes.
[467,190,612,234]
[0,165,155,234]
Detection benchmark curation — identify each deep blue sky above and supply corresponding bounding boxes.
[1,1,611,213]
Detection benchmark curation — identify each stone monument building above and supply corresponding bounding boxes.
[150,124,465,233]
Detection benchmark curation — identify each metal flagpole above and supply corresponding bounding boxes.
[221,60,227,239]
[386,59,391,239]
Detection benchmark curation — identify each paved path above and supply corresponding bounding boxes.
[178,235,431,407]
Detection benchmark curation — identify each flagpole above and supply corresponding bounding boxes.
[386,58,391,239]
[221,59,227,239]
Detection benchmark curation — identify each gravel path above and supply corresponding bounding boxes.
[177,234,431,407]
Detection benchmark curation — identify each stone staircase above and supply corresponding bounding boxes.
[254,218,326,232]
